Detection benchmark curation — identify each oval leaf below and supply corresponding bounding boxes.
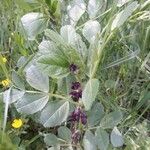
[100,110,123,129]
[3,88,25,104]
[95,127,109,150]
[21,12,48,40]
[26,65,49,92]
[67,0,86,25]
[82,20,101,43]
[82,79,99,111]
[58,126,72,142]
[88,102,104,127]
[44,133,59,146]
[83,130,97,150]
[60,25,77,44]
[39,101,69,127]
[88,0,105,18]
[15,92,49,114]
[111,127,124,147]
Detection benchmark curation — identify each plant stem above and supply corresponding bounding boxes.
[91,32,114,78]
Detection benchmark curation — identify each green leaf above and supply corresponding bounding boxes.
[88,102,104,127]
[44,29,66,46]
[95,127,109,150]
[82,79,99,110]
[38,40,69,67]
[60,25,87,61]
[15,92,49,114]
[58,126,72,142]
[100,110,123,129]
[111,1,138,30]
[44,133,59,146]
[67,0,86,25]
[3,88,25,104]
[83,130,97,150]
[44,29,84,71]
[39,101,69,127]
[37,63,69,79]
[21,12,48,40]
[82,20,101,43]
[60,25,77,45]
[26,65,49,92]
[111,127,124,147]
[88,0,106,18]
[12,71,25,90]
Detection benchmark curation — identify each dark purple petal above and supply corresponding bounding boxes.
[70,107,87,125]
[71,82,81,90]
[70,89,82,101]
[81,112,87,125]
[69,64,78,73]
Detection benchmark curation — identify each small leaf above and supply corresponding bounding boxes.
[3,88,25,104]
[60,25,87,60]
[95,127,109,150]
[67,0,86,25]
[111,127,124,147]
[100,110,123,129]
[82,20,101,43]
[15,92,49,114]
[88,102,104,127]
[44,133,59,146]
[88,0,106,18]
[26,65,49,92]
[37,63,69,79]
[58,126,72,142]
[111,1,138,30]
[39,101,69,127]
[60,25,77,45]
[21,12,48,40]
[12,71,25,90]
[83,130,96,150]
[82,79,99,110]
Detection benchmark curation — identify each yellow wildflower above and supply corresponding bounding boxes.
[1,79,11,87]
[12,119,23,129]
[2,57,7,63]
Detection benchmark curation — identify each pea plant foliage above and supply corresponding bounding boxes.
[1,0,149,149]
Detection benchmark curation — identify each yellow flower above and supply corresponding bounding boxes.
[2,57,7,63]
[12,119,23,129]
[1,79,11,87]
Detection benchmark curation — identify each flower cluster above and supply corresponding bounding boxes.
[69,107,87,144]
[70,107,87,125]
[70,82,82,101]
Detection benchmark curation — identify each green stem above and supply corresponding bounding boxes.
[91,32,114,78]
[24,134,41,147]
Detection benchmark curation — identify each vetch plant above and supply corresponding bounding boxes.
[1,0,150,149]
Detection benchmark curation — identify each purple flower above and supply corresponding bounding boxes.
[69,64,78,73]
[80,111,87,125]
[70,82,82,101]
[70,107,87,125]
[70,90,82,101]
[71,130,81,144]
[71,82,81,90]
